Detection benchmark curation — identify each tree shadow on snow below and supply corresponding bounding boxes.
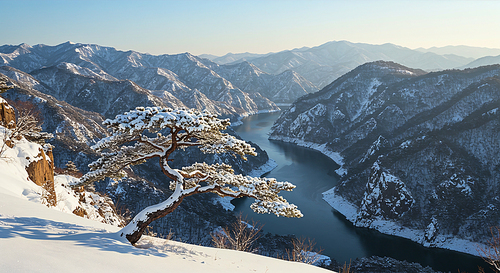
[0,215,200,258]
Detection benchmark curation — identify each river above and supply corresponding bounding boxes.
[233,111,489,273]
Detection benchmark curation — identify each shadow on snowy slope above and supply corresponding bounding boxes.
[0,215,200,258]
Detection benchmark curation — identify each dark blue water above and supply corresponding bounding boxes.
[233,111,489,273]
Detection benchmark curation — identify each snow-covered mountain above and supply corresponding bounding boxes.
[222,41,474,89]
[0,69,281,248]
[270,61,500,252]
[200,52,268,64]
[1,42,326,114]
[200,60,318,103]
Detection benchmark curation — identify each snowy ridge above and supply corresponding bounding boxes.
[272,61,500,254]
[0,41,307,119]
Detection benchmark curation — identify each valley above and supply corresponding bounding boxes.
[1,38,500,272]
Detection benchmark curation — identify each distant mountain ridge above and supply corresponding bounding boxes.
[462,54,500,69]
[415,45,500,59]
[206,41,475,89]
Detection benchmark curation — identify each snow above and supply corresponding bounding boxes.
[213,196,235,211]
[247,158,278,177]
[213,159,278,211]
[0,191,331,273]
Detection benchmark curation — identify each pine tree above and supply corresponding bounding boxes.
[77,107,302,244]
[64,161,80,176]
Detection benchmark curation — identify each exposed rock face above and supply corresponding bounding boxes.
[0,98,16,129]
[25,146,56,206]
[271,61,500,245]
[0,74,16,128]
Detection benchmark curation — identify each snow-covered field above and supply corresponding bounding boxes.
[0,128,330,272]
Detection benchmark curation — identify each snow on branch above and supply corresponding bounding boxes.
[75,106,302,244]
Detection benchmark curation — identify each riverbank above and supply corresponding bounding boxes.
[322,187,488,258]
[268,135,346,176]
[230,109,281,127]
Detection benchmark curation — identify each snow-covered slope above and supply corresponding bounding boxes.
[0,127,328,272]
[270,61,500,253]
[200,60,318,103]
[0,193,329,273]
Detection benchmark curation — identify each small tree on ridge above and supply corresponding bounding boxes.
[77,107,303,244]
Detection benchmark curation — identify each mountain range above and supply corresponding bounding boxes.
[204,41,485,89]
[3,39,500,262]
[0,41,317,116]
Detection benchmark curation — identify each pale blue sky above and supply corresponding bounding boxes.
[1,0,500,56]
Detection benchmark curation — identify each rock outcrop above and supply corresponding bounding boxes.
[25,146,56,206]
[0,98,15,129]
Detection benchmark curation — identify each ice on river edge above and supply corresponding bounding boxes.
[322,187,487,257]
[268,135,346,176]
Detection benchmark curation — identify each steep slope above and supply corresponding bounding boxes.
[270,61,500,250]
[28,65,171,119]
[0,67,109,168]
[0,134,328,273]
[243,41,473,88]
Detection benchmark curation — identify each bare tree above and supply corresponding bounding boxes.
[0,100,52,157]
[76,107,302,245]
[283,236,323,265]
[211,214,262,252]
[478,226,500,273]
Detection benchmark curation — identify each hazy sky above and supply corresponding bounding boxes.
[2,0,500,56]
